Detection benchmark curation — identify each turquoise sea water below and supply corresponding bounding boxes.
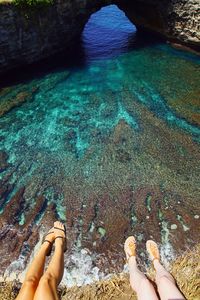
[0,5,200,283]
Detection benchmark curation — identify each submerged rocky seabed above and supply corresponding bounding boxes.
[0,44,200,286]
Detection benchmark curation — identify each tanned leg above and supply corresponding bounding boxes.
[16,228,54,300]
[34,221,66,300]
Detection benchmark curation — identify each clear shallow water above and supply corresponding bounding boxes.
[0,5,200,286]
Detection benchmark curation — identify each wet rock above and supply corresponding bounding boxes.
[0,187,25,227]
[64,129,78,153]
[66,129,77,141]
[0,90,33,117]
[112,120,132,145]
[166,90,200,126]
[0,151,9,172]
[0,0,199,75]
[171,224,178,230]
[0,183,14,209]
[40,203,58,228]
[60,117,78,128]
[115,148,131,162]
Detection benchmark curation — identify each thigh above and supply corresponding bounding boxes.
[33,277,59,300]
[157,276,185,300]
[136,278,159,300]
[16,281,37,300]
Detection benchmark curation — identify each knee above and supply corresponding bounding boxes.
[157,274,175,286]
[24,275,39,288]
[39,272,56,286]
[135,277,153,292]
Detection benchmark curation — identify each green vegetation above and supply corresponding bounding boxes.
[0,0,53,6]
[13,0,53,7]
[0,0,12,3]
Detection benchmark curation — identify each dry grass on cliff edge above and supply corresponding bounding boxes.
[0,243,199,300]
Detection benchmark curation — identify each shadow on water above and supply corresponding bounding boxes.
[0,3,165,88]
[0,30,164,89]
[0,39,86,89]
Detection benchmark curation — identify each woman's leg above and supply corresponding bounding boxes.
[34,221,66,300]
[154,260,185,300]
[16,228,54,300]
[124,236,159,300]
[146,240,185,300]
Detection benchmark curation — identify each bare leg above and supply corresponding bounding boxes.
[154,259,185,300]
[124,236,158,300]
[16,229,54,300]
[146,240,185,300]
[34,221,66,300]
[129,256,159,300]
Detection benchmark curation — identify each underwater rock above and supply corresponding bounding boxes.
[115,148,131,162]
[112,120,132,145]
[166,90,200,126]
[0,182,14,210]
[0,187,25,227]
[60,117,79,128]
[64,129,77,153]
[33,71,70,93]
[65,129,77,141]
[0,222,39,274]
[0,151,9,172]
[0,77,199,278]
[0,193,47,273]
[0,88,37,117]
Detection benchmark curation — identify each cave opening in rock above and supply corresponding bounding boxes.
[81,4,137,62]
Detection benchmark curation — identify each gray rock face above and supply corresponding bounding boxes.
[0,0,199,74]
[119,0,200,46]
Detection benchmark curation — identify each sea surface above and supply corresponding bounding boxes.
[0,5,200,286]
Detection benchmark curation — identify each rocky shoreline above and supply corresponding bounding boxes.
[0,59,200,280]
[0,243,199,300]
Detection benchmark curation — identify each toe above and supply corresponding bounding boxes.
[124,236,136,259]
[54,221,66,238]
[54,220,60,228]
[146,240,160,260]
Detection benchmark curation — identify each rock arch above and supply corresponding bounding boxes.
[0,0,199,74]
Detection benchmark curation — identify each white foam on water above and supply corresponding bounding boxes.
[61,248,104,287]
[160,242,175,268]
[1,231,106,288]
[2,231,44,283]
[1,225,176,288]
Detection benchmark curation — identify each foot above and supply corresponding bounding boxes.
[146,240,160,263]
[43,227,55,256]
[124,236,136,263]
[54,221,67,252]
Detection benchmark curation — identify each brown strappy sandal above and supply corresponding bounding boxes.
[42,230,54,256]
[54,225,67,252]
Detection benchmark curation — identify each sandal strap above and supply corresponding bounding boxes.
[44,240,52,245]
[126,254,135,264]
[55,236,65,240]
[45,231,54,237]
[54,226,66,233]
[152,257,159,262]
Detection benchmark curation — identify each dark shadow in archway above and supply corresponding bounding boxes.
[0,4,164,88]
